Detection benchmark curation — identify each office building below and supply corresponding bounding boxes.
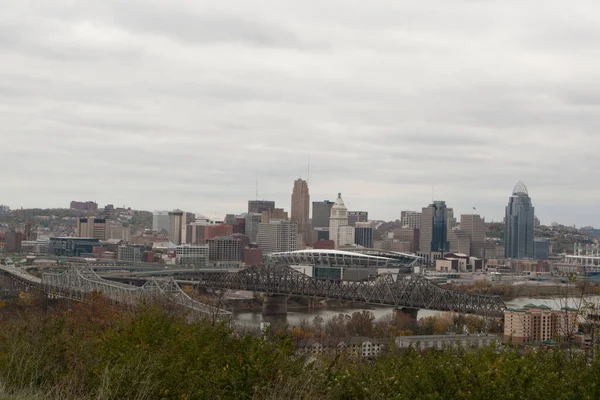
[168,210,184,245]
[208,236,243,262]
[312,200,335,245]
[401,211,421,229]
[107,222,131,242]
[257,219,299,254]
[448,229,471,255]
[354,222,373,248]
[77,218,107,240]
[0,205,10,215]
[117,244,145,263]
[245,213,263,244]
[329,193,355,249]
[419,201,450,253]
[291,179,310,247]
[505,182,535,259]
[152,211,170,233]
[248,200,275,214]
[534,239,551,261]
[176,244,209,267]
[4,229,23,252]
[312,201,335,229]
[392,228,420,252]
[348,211,368,227]
[460,214,486,257]
[70,201,98,211]
[262,208,288,224]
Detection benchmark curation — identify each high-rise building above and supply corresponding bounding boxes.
[248,200,275,214]
[460,214,486,257]
[312,201,335,229]
[291,179,310,247]
[392,228,420,252]
[208,236,243,262]
[534,239,550,261]
[153,211,170,233]
[348,211,368,227]
[257,219,299,254]
[329,193,355,249]
[448,229,471,255]
[401,211,422,229]
[245,213,263,244]
[168,211,184,245]
[505,182,535,259]
[311,200,334,245]
[262,208,288,224]
[354,222,373,248]
[77,218,107,240]
[419,201,450,253]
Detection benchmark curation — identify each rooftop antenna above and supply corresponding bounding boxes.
[255,168,258,200]
[432,186,435,202]
[307,163,310,185]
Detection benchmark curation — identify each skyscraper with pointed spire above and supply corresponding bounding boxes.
[505,181,535,259]
[291,178,310,247]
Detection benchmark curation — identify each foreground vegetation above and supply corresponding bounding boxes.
[0,293,599,399]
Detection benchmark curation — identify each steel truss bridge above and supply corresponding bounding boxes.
[0,263,230,319]
[193,264,506,317]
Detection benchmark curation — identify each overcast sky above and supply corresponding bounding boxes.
[2,1,600,226]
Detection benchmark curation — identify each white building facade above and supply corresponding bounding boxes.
[175,244,209,267]
[329,193,355,249]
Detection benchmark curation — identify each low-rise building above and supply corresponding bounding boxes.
[504,304,578,345]
[395,334,498,350]
[117,244,146,263]
[297,337,389,358]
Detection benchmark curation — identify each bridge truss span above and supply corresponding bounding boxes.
[194,265,506,317]
[41,265,231,319]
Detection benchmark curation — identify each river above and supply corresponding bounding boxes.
[231,295,600,330]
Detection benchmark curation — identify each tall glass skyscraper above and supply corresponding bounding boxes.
[420,201,450,252]
[504,181,535,259]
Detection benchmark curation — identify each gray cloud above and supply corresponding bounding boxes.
[1,0,600,227]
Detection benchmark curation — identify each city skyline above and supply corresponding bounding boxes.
[3,1,600,227]
[0,179,586,228]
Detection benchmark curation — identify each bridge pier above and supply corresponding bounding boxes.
[393,307,420,323]
[262,294,288,316]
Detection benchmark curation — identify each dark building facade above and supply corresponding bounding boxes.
[312,200,335,229]
[505,182,535,259]
[4,229,23,253]
[354,225,373,248]
[534,239,550,261]
[248,200,276,214]
[348,211,368,227]
[48,237,101,257]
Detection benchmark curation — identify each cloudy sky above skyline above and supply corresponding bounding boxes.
[2,1,600,226]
